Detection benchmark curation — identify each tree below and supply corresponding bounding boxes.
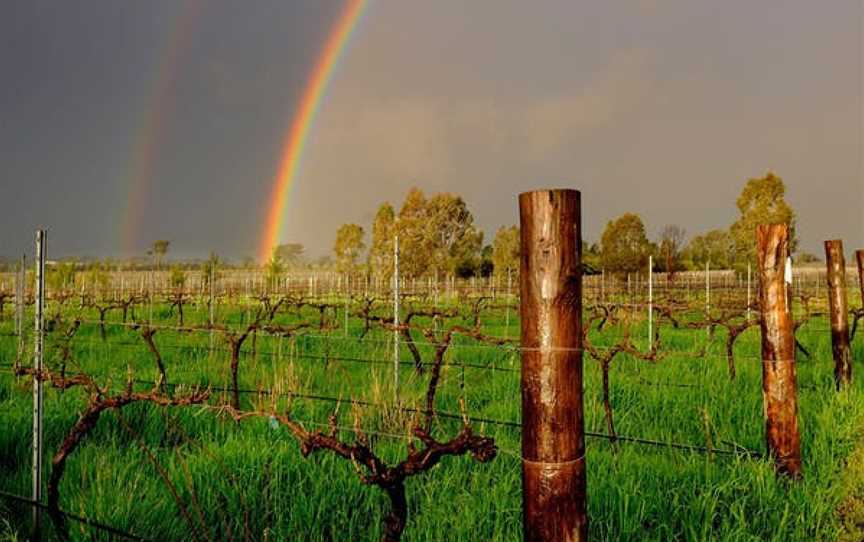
[396,188,431,278]
[169,265,186,289]
[273,243,305,268]
[265,254,284,285]
[729,171,797,270]
[368,203,395,278]
[683,229,734,269]
[424,193,483,277]
[152,240,170,270]
[582,241,601,274]
[48,260,77,291]
[657,225,686,279]
[599,213,652,274]
[491,226,520,278]
[333,224,366,274]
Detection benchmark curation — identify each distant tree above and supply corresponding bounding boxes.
[600,213,652,275]
[333,224,366,274]
[478,245,494,277]
[396,188,431,278]
[169,265,187,289]
[491,226,520,278]
[582,241,601,274]
[683,229,734,269]
[796,251,821,264]
[657,225,686,279]
[729,171,797,270]
[273,243,305,268]
[152,240,170,270]
[424,193,483,277]
[265,254,284,285]
[310,255,335,270]
[368,203,396,278]
[48,260,77,291]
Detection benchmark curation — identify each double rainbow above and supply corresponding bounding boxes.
[257,0,369,261]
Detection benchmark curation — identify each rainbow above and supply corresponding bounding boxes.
[120,0,204,255]
[258,0,369,262]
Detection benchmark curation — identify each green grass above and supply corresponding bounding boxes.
[1,295,863,541]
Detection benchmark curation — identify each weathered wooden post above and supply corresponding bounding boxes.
[756,224,802,477]
[519,189,586,541]
[856,250,864,309]
[825,240,852,389]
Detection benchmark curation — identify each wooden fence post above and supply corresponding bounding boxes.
[825,240,852,389]
[519,189,586,541]
[856,250,864,309]
[756,224,802,477]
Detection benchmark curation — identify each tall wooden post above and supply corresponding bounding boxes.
[519,189,586,541]
[825,240,852,389]
[756,224,802,477]
[856,250,864,310]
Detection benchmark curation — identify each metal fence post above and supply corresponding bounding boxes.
[519,189,586,541]
[756,224,802,477]
[393,233,400,401]
[32,230,47,538]
[648,255,653,347]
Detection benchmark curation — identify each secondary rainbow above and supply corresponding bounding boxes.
[258,0,369,262]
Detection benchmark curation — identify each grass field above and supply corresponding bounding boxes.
[1,292,863,541]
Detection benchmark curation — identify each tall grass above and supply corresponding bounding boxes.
[0,297,862,540]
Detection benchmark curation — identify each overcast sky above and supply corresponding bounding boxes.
[1,0,861,261]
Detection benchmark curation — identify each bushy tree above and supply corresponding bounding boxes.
[582,242,601,274]
[151,240,170,270]
[657,225,686,277]
[368,203,396,278]
[683,229,734,269]
[169,265,187,289]
[599,213,652,275]
[273,243,305,268]
[333,224,366,274]
[48,260,77,291]
[491,226,520,278]
[424,192,483,277]
[729,171,797,270]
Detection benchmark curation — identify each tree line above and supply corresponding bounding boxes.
[321,170,807,280]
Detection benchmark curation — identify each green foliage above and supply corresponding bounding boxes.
[600,213,652,275]
[333,224,366,274]
[729,171,797,271]
[797,251,822,264]
[273,243,305,269]
[169,265,186,289]
[47,260,77,291]
[491,226,519,278]
[368,203,395,278]
[582,241,601,274]
[365,188,483,279]
[265,255,285,284]
[200,252,222,287]
[85,260,112,291]
[683,229,734,270]
[151,240,170,270]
